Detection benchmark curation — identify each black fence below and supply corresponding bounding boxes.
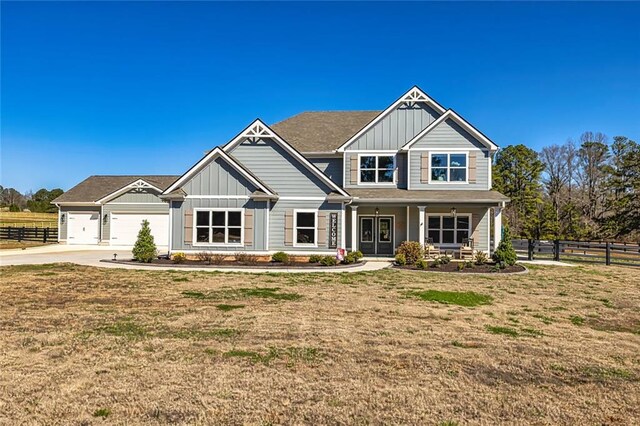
[0,226,58,243]
[513,239,640,267]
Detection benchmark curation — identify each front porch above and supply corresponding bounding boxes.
[347,203,504,257]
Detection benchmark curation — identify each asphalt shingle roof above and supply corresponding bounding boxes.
[271,111,380,153]
[52,175,179,203]
[347,188,509,203]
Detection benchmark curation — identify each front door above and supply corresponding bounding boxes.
[359,216,394,255]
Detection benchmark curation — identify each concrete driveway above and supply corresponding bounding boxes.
[0,244,392,273]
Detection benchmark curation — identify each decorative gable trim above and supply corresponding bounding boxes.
[400,109,499,152]
[223,119,351,198]
[162,147,276,197]
[335,86,447,153]
[95,179,163,204]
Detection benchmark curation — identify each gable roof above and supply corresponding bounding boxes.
[271,111,380,153]
[400,109,499,151]
[162,147,277,196]
[335,86,447,152]
[52,175,179,204]
[222,119,351,197]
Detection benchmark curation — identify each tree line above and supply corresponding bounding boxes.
[0,186,64,213]
[493,132,639,242]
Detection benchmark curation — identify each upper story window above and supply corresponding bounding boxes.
[431,153,467,182]
[359,155,395,184]
[195,208,243,245]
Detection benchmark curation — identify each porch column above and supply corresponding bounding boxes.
[417,205,426,245]
[494,207,503,254]
[350,205,358,251]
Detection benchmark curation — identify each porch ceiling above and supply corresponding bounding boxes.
[348,188,509,204]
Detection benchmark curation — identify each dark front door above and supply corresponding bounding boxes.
[359,216,394,256]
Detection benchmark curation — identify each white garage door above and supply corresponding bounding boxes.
[68,212,100,245]
[110,213,169,246]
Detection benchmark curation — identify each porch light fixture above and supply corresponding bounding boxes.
[375,207,379,216]
[60,213,66,224]
[450,207,457,217]
[103,214,109,224]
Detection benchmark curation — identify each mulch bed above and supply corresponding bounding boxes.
[103,258,365,269]
[394,262,526,274]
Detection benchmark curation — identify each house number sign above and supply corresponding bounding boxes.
[329,212,338,249]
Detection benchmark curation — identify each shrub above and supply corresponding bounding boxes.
[308,254,323,263]
[320,255,337,267]
[395,253,406,266]
[353,250,364,260]
[474,250,489,265]
[396,241,424,265]
[415,259,428,270]
[172,252,187,264]
[9,204,21,212]
[464,260,475,269]
[457,262,465,271]
[493,226,517,266]
[235,252,258,265]
[271,251,289,263]
[132,220,157,263]
[342,251,359,265]
[196,251,213,264]
[210,253,226,265]
[441,255,451,264]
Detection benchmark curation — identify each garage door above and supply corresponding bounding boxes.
[110,213,169,246]
[68,212,100,245]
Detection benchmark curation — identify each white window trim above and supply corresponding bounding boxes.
[426,214,472,247]
[192,208,245,247]
[427,152,469,184]
[357,153,397,185]
[293,209,318,248]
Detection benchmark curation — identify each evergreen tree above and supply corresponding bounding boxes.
[493,144,544,238]
[493,226,517,266]
[132,220,157,263]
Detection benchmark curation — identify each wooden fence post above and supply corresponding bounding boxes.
[554,240,560,262]
[605,242,611,266]
[44,228,49,243]
[527,239,534,261]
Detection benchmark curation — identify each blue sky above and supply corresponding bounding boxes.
[2,1,639,193]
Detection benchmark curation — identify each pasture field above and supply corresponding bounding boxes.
[0,264,638,424]
[0,211,57,228]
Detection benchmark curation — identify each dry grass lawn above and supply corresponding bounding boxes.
[0,263,639,425]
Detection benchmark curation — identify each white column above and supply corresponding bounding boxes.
[340,202,346,249]
[351,205,358,251]
[418,206,426,245]
[494,207,503,254]
[406,206,410,241]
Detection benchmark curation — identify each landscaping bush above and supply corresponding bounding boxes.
[342,251,360,265]
[235,252,258,265]
[396,241,424,265]
[493,226,517,266]
[271,251,289,263]
[320,255,337,267]
[474,250,489,265]
[395,253,406,266]
[172,252,187,264]
[353,250,364,260]
[415,259,428,270]
[132,220,157,263]
[457,262,465,271]
[308,254,323,263]
[210,253,226,265]
[196,251,213,264]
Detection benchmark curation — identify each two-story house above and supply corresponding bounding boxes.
[53,86,508,256]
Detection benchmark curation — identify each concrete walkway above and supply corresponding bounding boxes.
[0,245,392,273]
[518,259,577,267]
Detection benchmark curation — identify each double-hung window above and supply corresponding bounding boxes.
[294,210,317,246]
[431,153,467,182]
[359,155,395,184]
[427,215,471,245]
[195,209,243,245]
